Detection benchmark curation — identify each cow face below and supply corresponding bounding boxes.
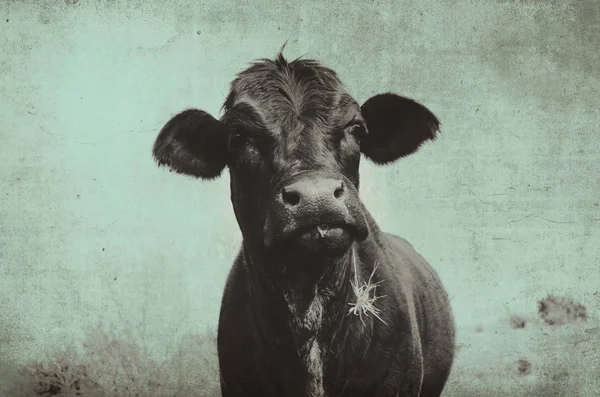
[153,54,440,261]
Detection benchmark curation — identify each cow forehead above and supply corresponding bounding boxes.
[223,56,360,136]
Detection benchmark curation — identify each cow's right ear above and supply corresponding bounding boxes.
[152,109,229,179]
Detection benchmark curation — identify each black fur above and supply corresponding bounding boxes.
[360,93,441,165]
[152,51,455,397]
[152,109,228,179]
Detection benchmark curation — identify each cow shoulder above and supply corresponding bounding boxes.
[384,233,441,286]
[382,233,455,359]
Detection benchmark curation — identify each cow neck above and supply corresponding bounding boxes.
[242,243,362,336]
[241,245,293,348]
[242,241,377,396]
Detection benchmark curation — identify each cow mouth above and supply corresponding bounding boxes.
[284,223,360,253]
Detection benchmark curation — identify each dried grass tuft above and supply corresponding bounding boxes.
[347,248,387,325]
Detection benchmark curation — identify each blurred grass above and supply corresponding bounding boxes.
[6,302,598,396]
[6,325,221,397]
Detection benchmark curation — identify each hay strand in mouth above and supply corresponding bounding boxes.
[347,248,387,325]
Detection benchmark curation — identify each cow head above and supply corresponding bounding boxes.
[153,53,440,268]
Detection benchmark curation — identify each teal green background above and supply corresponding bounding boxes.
[1,0,598,395]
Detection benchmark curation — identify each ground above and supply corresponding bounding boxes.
[5,295,598,396]
[444,300,598,397]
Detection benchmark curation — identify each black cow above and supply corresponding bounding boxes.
[152,51,455,397]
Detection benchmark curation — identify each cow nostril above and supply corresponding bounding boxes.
[281,188,300,206]
[334,182,345,199]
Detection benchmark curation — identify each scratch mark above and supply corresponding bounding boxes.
[128,129,155,133]
[73,141,97,145]
[467,189,494,205]
[424,193,456,199]
[572,337,593,346]
[492,237,522,242]
[509,214,575,224]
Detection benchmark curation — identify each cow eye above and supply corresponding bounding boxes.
[344,122,367,141]
[228,131,247,151]
[227,129,263,166]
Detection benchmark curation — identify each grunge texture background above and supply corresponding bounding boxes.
[1,0,598,395]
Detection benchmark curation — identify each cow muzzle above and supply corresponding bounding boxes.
[264,171,369,254]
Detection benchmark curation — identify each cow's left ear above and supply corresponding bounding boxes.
[360,93,440,165]
[152,109,229,179]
